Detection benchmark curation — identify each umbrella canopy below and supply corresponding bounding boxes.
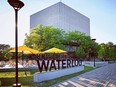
[10,46,39,54]
[43,47,67,54]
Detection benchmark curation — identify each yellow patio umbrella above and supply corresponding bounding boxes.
[43,47,67,54]
[10,46,40,77]
[10,46,40,54]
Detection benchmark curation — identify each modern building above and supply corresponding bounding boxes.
[30,2,90,36]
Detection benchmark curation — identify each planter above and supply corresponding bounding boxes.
[34,66,84,82]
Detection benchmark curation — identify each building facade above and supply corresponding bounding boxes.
[30,2,90,36]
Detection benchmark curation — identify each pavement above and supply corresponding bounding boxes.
[50,63,116,87]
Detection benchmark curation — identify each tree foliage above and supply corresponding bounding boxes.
[75,46,86,58]
[98,42,116,61]
[0,44,11,60]
[24,25,116,61]
[25,25,66,51]
[64,31,97,59]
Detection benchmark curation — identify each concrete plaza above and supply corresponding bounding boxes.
[50,63,116,87]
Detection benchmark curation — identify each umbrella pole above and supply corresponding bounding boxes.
[22,51,27,76]
[22,51,24,65]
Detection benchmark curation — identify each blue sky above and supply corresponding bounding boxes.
[0,0,116,47]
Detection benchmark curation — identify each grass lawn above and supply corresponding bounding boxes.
[0,66,95,87]
[108,61,116,64]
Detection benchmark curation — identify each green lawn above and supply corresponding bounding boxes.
[108,61,116,64]
[0,66,94,87]
[0,69,38,87]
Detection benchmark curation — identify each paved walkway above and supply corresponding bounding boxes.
[50,63,116,87]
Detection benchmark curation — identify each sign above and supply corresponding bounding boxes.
[37,59,82,73]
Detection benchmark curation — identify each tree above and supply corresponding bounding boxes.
[75,46,86,59]
[64,31,85,53]
[112,45,116,61]
[64,31,95,60]
[0,44,10,51]
[107,42,116,61]
[25,25,116,62]
[64,31,84,45]
[0,44,11,61]
[24,25,66,51]
[98,42,116,61]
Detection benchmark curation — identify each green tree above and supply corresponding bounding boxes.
[112,45,116,61]
[24,25,66,51]
[64,31,96,60]
[98,42,116,61]
[107,42,116,61]
[24,25,102,61]
[0,44,11,61]
[75,46,86,58]
[64,31,84,45]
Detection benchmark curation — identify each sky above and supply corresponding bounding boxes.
[0,0,116,47]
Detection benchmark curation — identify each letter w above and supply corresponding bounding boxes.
[37,60,49,73]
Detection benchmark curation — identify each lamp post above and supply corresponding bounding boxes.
[7,0,24,87]
[92,39,96,67]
